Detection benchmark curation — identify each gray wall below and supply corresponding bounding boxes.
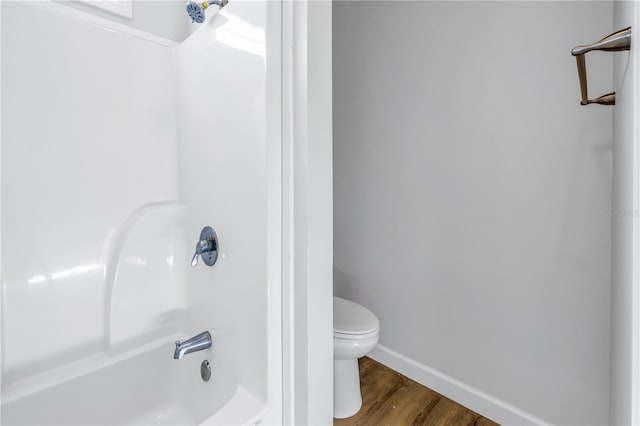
[333,2,613,424]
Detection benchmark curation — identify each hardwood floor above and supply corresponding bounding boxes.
[334,357,500,426]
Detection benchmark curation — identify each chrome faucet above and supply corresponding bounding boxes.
[174,331,212,359]
[191,226,219,267]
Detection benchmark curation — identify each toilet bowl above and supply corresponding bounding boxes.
[333,296,379,419]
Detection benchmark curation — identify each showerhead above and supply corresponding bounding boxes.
[186,1,205,23]
[186,0,228,24]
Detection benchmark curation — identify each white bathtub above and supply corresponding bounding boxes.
[0,337,265,426]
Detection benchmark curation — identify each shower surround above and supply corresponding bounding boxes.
[1,1,283,424]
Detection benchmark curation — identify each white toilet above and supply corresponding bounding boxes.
[333,296,380,419]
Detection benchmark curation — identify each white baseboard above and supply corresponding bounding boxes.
[368,344,550,426]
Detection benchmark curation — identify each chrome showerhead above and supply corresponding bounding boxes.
[186,0,228,24]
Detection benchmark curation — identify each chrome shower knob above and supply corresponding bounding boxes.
[191,226,219,267]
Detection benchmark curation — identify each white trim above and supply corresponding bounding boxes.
[304,2,333,422]
[263,0,283,424]
[281,0,333,423]
[369,344,551,426]
[281,0,296,423]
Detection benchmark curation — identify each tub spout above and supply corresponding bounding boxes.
[174,331,212,359]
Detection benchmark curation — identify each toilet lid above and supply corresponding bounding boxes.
[334,297,379,335]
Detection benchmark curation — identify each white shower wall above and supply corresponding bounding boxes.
[58,0,192,42]
[333,2,613,424]
[1,0,274,417]
[176,0,272,403]
[2,1,179,377]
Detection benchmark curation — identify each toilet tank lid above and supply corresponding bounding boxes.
[334,296,379,335]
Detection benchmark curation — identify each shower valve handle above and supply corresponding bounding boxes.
[191,226,219,267]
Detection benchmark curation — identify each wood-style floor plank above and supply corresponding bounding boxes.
[334,357,500,426]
